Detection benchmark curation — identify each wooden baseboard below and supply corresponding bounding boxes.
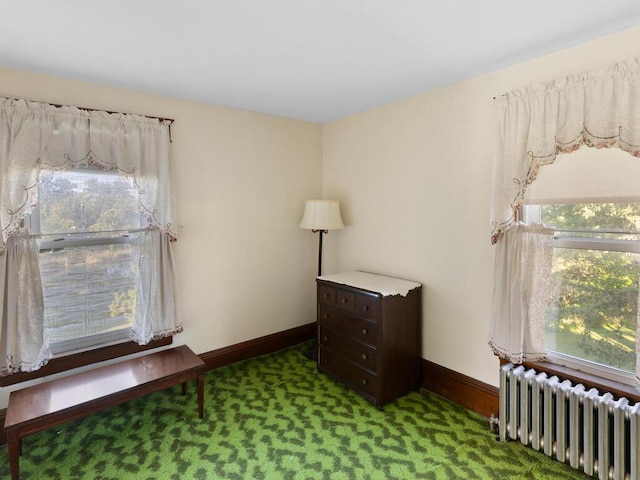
[199,327,500,419]
[0,325,499,448]
[200,323,316,370]
[421,358,499,419]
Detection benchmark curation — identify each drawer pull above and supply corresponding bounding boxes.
[323,314,329,320]
[362,328,368,335]
[323,336,328,341]
[362,379,368,386]
[341,298,348,304]
[362,306,369,312]
[361,353,368,360]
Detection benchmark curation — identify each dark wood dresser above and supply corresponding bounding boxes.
[316,271,422,407]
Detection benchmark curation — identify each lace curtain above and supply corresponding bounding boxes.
[0,98,181,375]
[490,58,640,369]
[489,223,553,363]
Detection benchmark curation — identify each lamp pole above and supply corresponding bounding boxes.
[315,229,325,276]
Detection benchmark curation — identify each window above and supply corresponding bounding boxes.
[524,202,640,385]
[489,58,640,389]
[32,168,143,355]
[0,98,180,379]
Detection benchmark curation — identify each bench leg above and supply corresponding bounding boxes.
[8,437,20,480]
[181,382,187,395]
[197,369,204,419]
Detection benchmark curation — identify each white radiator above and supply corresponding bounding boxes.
[499,363,640,480]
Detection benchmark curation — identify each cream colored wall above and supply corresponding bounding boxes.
[0,67,323,407]
[3,24,640,408]
[321,25,640,388]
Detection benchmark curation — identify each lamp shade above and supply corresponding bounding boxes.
[299,200,344,231]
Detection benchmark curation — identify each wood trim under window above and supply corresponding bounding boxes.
[0,337,172,387]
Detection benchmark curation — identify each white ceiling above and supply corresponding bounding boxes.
[2,1,640,123]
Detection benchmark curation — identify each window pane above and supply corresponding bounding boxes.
[36,169,141,353]
[39,242,137,345]
[541,203,640,237]
[39,170,140,234]
[545,247,638,373]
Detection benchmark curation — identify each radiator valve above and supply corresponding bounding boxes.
[488,414,499,432]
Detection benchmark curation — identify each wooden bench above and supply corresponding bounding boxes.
[4,345,205,480]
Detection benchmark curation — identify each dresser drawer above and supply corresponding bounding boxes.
[319,346,378,399]
[318,305,378,346]
[353,293,379,319]
[318,326,377,372]
[335,289,355,311]
[318,284,336,305]
[334,290,379,319]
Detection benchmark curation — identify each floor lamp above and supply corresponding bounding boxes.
[299,199,344,276]
[300,199,344,360]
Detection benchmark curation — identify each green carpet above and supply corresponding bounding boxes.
[0,342,590,479]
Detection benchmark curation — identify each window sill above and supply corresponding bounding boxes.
[0,337,172,387]
[521,359,640,403]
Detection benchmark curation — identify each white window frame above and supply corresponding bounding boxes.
[523,204,639,386]
[30,168,144,356]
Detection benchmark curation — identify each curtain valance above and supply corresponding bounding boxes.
[491,58,640,244]
[0,97,177,250]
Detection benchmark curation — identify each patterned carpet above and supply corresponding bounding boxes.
[0,342,590,479]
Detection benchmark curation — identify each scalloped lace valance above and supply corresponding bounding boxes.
[491,58,640,244]
[0,98,177,249]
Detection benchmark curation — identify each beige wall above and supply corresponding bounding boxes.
[322,25,640,388]
[0,67,323,406]
[2,24,640,407]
